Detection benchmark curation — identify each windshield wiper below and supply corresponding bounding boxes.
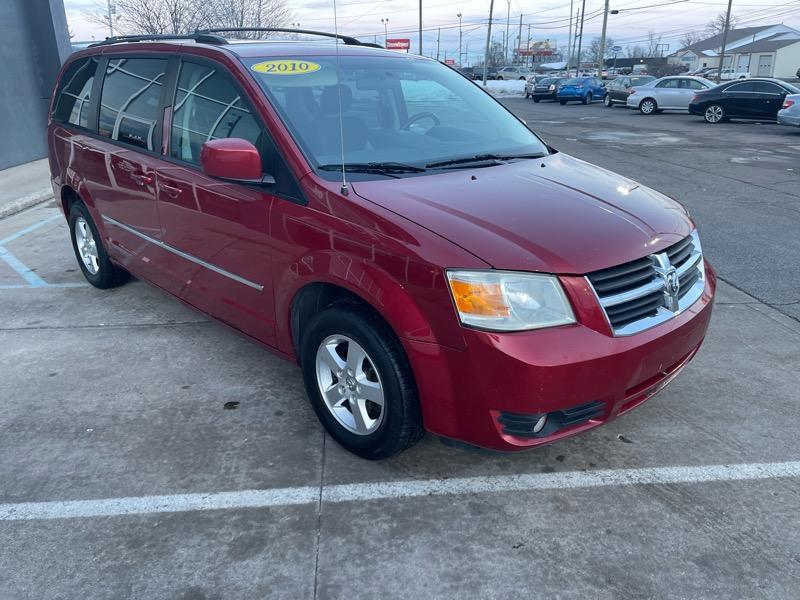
[426,153,546,169]
[318,162,426,176]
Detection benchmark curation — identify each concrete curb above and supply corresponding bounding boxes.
[0,189,55,220]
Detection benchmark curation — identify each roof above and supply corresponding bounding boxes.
[726,37,800,54]
[677,25,775,55]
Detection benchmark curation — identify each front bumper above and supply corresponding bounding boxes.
[778,111,800,127]
[532,91,556,100]
[402,261,716,452]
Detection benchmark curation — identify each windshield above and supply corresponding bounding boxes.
[245,55,549,176]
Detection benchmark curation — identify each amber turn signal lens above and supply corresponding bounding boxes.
[449,279,511,317]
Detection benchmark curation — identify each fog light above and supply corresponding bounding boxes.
[533,414,547,433]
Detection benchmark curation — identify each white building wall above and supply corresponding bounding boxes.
[773,42,800,78]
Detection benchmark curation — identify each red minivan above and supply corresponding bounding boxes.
[48,31,715,459]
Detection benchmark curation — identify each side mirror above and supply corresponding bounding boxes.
[200,138,271,184]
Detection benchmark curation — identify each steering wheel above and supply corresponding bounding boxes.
[400,112,441,131]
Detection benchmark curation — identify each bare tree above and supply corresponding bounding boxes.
[706,12,738,36]
[588,36,615,65]
[84,0,292,37]
[680,30,705,48]
[208,0,293,38]
[84,0,214,35]
[627,44,645,58]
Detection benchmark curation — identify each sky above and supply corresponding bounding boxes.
[65,0,800,64]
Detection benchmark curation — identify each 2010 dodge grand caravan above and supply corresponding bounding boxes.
[48,30,715,459]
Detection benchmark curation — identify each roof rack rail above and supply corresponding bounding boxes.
[88,33,228,48]
[195,27,383,49]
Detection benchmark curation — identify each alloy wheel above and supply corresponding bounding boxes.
[74,216,99,275]
[705,105,724,123]
[315,335,385,435]
[640,99,656,114]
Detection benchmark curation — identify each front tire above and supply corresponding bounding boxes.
[300,307,423,459]
[582,92,593,105]
[533,97,540,103]
[639,98,657,115]
[704,104,725,123]
[604,93,613,107]
[559,99,567,105]
[68,202,127,289]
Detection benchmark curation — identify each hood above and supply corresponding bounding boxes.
[351,152,692,274]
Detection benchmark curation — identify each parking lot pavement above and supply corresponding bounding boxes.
[502,98,800,323]
[2,190,800,598]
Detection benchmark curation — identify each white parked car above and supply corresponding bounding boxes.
[495,65,534,80]
[719,68,751,80]
[626,75,715,114]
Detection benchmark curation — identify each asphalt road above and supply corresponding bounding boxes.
[501,96,800,321]
[1,100,799,599]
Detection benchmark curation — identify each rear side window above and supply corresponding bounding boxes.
[752,82,784,94]
[170,61,264,165]
[656,79,679,89]
[98,58,168,151]
[52,57,99,128]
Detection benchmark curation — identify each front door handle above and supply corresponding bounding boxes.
[130,172,153,186]
[160,182,183,197]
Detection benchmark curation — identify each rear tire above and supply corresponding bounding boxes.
[704,104,725,124]
[639,98,657,115]
[533,98,540,103]
[559,100,567,105]
[300,307,423,460]
[582,92,593,105]
[68,201,128,289]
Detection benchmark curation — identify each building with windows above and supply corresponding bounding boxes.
[0,0,71,169]
[669,25,800,78]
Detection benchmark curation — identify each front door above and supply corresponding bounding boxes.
[156,59,280,345]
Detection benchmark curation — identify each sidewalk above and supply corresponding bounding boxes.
[0,158,54,219]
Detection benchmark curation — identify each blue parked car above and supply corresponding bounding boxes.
[557,76,606,105]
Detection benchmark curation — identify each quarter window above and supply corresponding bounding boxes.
[52,57,99,128]
[98,58,168,150]
[170,61,264,165]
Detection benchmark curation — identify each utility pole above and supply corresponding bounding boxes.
[107,0,114,36]
[483,0,495,86]
[566,0,574,74]
[526,23,531,68]
[516,14,522,65]
[716,0,733,82]
[575,0,587,76]
[457,13,463,66]
[598,0,610,75]
[504,0,511,64]
[436,27,441,61]
[419,0,423,55]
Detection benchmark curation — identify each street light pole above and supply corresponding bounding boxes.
[381,18,389,46]
[716,0,734,82]
[457,13,462,66]
[483,0,495,86]
[566,0,574,74]
[436,27,441,61]
[107,0,114,36]
[598,0,610,75]
[575,0,587,76]
[504,0,511,63]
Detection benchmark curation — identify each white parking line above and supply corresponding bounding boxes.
[2,461,799,522]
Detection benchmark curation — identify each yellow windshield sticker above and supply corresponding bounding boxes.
[251,60,321,75]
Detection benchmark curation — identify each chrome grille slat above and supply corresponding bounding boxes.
[586,231,706,336]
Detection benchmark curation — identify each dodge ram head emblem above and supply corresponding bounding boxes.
[650,252,681,312]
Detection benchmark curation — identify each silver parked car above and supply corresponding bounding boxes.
[626,76,715,114]
[777,94,800,128]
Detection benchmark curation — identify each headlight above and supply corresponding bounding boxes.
[446,270,576,331]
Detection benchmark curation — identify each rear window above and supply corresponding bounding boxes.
[52,57,99,128]
[98,58,168,151]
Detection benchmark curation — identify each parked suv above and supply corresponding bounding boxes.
[48,31,715,459]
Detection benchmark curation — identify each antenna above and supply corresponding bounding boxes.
[332,0,349,196]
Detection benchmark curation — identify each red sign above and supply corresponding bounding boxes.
[444,58,455,66]
[386,38,410,52]
[519,49,554,56]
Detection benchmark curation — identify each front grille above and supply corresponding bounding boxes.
[586,231,705,336]
[498,401,606,438]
